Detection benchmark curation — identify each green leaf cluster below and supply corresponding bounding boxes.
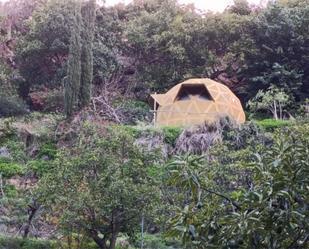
[165,123,309,248]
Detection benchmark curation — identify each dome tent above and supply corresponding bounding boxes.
[150,78,245,126]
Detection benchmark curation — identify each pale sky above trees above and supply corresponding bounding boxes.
[0,0,268,12]
[105,0,268,12]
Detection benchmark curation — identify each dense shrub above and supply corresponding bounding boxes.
[133,234,181,249]
[162,127,182,146]
[29,88,64,113]
[0,161,24,178]
[165,124,309,248]
[0,95,28,117]
[3,184,18,198]
[1,139,27,163]
[256,118,291,131]
[118,100,152,124]
[0,237,56,249]
[37,142,57,160]
[27,160,50,177]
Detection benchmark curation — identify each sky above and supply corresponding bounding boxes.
[105,0,267,12]
[0,0,268,13]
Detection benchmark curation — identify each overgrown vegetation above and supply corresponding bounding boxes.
[0,0,308,248]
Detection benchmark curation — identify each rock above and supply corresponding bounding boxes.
[0,147,11,159]
[0,224,7,233]
[41,155,50,161]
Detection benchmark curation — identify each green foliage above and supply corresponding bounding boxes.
[39,124,160,249]
[222,121,271,150]
[227,0,251,15]
[29,88,64,112]
[0,95,28,118]
[65,0,82,117]
[298,98,309,117]
[0,236,56,249]
[27,160,50,177]
[1,0,309,246]
[117,100,152,124]
[80,0,96,107]
[114,125,143,138]
[0,139,27,163]
[239,2,309,102]
[3,0,309,113]
[256,118,291,131]
[165,124,309,248]
[133,233,181,249]
[15,0,71,94]
[3,184,18,198]
[0,161,24,178]
[0,62,16,96]
[37,142,57,160]
[247,85,292,119]
[162,127,182,146]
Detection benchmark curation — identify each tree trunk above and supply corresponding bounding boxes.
[109,210,120,249]
[6,20,12,40]
[90,232,107,249]
[279,102,283,120]
[273,100,278,120]
[23,200,40,238]
[109,232,118,249]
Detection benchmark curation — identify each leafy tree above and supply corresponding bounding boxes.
[64,0,82,117]
[92,5,123,85]
[80,0,96,107]
[124,0,254,98]
[165,124,309,248]
[247,85,292,120]
[239,2,309,102]
[227,0,252,15]
[39,125,160,249]
[15,0,71,96]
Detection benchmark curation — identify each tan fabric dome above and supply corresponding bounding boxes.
[151,78,245,126]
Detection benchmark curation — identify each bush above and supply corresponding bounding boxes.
[0,161,24,178]
[29,88,64,112]
[117,100,152,124]
[162,127,182,146]
[0,237,56,249]
[256,118,291,131]
[1,139,27,163]
[37,142,57,160]
[27,160,50,177]
[3,184,18,198]
[133,234,181,249]
[0,95,28,117]
[165,124,309,248]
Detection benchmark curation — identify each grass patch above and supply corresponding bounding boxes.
[256,119,291,131]
[0,236,56,249]
[0,161,24,178]
[162,126,182,146]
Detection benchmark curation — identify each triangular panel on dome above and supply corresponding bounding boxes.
[174,84,214,102]
[150,78,246,126]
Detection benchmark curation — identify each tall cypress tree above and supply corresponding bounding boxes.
[65,0,82,117]
[80,0,96,107]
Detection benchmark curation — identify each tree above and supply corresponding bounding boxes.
[39,125,160,249]
[247,85,291,119]
[165,124,309,248]
[238,2,309,102]
[80,0,96,107]
[124,0,253,98]
[227,0,252,15]
[15,0,71,97]
[64,0,82,117]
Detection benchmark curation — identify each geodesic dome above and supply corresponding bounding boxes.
[150,78,245,126]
